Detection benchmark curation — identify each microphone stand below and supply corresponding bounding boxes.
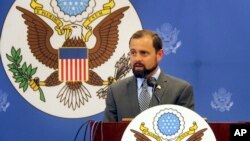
[147,77,160,104]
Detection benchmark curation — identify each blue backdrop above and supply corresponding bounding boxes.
[1,0,250,140]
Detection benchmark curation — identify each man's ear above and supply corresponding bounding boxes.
[157,49,164,62]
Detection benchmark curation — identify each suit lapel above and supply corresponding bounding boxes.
[154,72,168,104]
[127,76,141,116]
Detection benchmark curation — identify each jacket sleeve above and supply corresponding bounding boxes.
[176,84,195,110]
[103,86,118,122]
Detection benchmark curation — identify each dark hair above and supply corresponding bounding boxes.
[129,29,162,52]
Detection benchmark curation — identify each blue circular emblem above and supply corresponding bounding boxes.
[157,113,180,136]
[153,108,184,140]
[57,0,88,16]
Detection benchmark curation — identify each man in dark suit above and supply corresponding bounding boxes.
[104,30,194,122]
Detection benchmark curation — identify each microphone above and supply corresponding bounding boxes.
[147,77,157,88]
[147,77,160,103]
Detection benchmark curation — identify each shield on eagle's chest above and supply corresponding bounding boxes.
[59,48,89,82]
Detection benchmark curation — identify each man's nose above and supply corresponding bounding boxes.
[133,54,142,62]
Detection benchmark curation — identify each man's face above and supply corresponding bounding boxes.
[129,35,163,78]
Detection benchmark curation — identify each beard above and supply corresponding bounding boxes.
[132,62,158,78]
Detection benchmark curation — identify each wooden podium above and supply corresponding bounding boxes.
[90,121,250,141]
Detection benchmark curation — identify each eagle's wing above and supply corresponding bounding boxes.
[16,6,58,69]
[130,129,151,141]
[89,6,129,69]
[187,128,207,141]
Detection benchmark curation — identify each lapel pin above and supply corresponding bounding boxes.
[156,85,161,90]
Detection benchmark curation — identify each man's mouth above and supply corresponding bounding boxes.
[134,63,144,71]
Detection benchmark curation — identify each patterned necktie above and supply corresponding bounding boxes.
[139,80,151,112]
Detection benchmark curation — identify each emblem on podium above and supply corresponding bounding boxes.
[122,105,216,141]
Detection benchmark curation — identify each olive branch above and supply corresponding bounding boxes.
[6,46,45,102]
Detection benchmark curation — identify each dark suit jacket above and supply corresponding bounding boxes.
[104,72,194,122]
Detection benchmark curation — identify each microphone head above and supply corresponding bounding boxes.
[147,77,157,87]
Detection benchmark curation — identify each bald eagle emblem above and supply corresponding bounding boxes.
[12,3,129,110]
[122,106,216,141]
[211,88,233,112]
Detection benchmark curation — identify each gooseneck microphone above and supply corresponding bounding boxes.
[147,77,160,103]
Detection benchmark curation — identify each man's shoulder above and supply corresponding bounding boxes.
[162,72,191,86]
[111,75,134,87]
